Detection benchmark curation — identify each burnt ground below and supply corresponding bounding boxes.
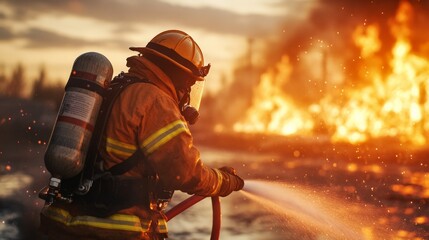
[1,100,429,239]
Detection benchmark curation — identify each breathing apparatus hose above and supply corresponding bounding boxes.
[165,195,221,240]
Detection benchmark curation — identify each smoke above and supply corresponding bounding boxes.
[273,0,399,59]
[215,0,429,128]
[268,0,400,101]
[271,0,429,95]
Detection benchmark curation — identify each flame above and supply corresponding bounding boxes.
[325,0,428,145]
[353,24,381,58]
[234,0,429,146]
[233,56,314,135]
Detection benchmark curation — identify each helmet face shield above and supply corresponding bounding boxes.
[189,80,205,111]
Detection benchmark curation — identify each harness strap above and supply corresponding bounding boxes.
[106,148,145,176]
[82,75,152,183]
[65,76,105,95]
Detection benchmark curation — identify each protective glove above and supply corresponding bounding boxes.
[216,166,244,197]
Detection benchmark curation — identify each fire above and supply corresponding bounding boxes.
[325,0,428,145]
[234,0,429,146]
[233,56,314,135]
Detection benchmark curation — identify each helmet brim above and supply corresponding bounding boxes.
[129,47,204,81]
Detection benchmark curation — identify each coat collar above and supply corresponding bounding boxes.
[125,55,178,102]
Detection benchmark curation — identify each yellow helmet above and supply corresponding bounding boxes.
[129,30,210,81]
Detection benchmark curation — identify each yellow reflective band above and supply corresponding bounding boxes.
[141,120,188,154]
[106,137,137,157]
[157,219,168,233]
[42,206,152,232]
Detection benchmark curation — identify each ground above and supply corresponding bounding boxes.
[1,102,428,239]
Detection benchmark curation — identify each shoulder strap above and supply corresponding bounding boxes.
[81,74,151,181]
[106,148,145,176]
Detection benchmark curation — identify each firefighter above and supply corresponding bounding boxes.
[39,30,244,239]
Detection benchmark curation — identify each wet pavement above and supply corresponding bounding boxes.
[0,130,429,239]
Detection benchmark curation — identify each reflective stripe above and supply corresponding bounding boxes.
[157,219,168,233]
[106,137,137,157]
[42,206,151,232]
[141,120,188,154]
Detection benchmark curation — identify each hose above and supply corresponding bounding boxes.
[165,195,221,240]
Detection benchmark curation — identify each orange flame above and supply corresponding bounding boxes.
[233,56,314,135]
[326,0,428,145]
[234,0,429,146]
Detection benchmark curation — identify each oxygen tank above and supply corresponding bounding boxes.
[44,52,113,180]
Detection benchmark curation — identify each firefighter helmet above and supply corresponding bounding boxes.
[129,30,210,81]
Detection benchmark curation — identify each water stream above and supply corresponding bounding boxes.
[240,180,392,240]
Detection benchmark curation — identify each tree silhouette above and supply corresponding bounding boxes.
[0,63,7,96]
[30,66,64,109]
[7,63,25,98]
[31,65,46,99]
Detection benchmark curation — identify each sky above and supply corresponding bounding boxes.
[0,0,316,95]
